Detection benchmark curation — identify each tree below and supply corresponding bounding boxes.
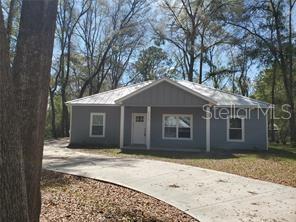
[108,35,141,89]
[155,0,227,82]
[0,0,58,221]
[223,0,296,144]
[1,0,21,57]
[204,46,233,89]
[254,66,295,144]
[52,0,90,137]
[228,42,254,96]
[134,46,169,81]
[78,0,148,97]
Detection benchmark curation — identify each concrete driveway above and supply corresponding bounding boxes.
[43,140,296,222]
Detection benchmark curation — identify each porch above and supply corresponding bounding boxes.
[119,106,211,152]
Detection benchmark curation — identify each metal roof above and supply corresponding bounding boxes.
[67,79,270,108]
[67,81,153,105]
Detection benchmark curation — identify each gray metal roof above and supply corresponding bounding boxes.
[67,79,270,108]
[177,80,270,107]
[67,81,153,105]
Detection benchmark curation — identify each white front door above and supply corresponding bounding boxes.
[132,113,147,144]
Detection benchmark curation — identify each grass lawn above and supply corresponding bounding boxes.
[75,144,296,187]
[41,170,197,222]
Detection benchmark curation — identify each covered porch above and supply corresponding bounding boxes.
[119,105,211,152]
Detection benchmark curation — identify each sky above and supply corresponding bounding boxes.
[50,0,296,95]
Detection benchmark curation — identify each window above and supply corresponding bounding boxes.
[136,116,144,122]
[163,114,192,140]
[227,117,244,142]
[90,113,105,137]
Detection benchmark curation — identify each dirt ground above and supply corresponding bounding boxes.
[41,170,197,222]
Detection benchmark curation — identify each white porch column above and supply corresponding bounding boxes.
[266,113,269,151]
[206,106,211,152]
[146,106,151,149]
[120,105,125,148]
[69,104,72,142]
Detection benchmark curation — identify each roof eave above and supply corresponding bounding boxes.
[214,104,272,109]
[66,103,119,107]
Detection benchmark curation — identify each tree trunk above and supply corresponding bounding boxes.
[188,50,194,82]
[60,34,72,137]
[271,1,295,144]
[6,0,16,47]
[288,0,295,145]
[199,34,204,84]
[0,5,29,221]
[49,88,57,138]
[11,1,58,221]
[270,64,276,142]
[61,87,69,137]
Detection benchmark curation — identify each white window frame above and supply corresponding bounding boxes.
[227,116,245,142]
[162,114,193,140]
[89,112,106,137]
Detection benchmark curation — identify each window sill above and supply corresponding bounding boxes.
[162,137,193,141]
[89,135,105,138]
[227,139,244,142]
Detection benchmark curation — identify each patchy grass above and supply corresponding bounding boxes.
[41,170,197,222]
[75,144,296,187]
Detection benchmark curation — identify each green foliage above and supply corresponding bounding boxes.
[253,67,296,143]
[134,46,172,81]
[254,69,284,103]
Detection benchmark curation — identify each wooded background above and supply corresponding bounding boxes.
[1,1,294,221]
[2,0,295,143]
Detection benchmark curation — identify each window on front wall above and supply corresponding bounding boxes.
[90,113,105,137]
[228,117,244,141]
[163,114,192,140]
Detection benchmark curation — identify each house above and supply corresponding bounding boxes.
[67,78,271,151]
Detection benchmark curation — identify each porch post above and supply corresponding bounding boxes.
[266,112,269,151]
[120,105,125,148]
[206,106,211,152]
[146,106,151,149]
[68,104,72,142]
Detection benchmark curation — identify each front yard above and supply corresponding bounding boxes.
[76,144,296,187]
[41,170,197,222]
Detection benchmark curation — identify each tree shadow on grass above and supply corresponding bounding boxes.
[120,147,296,161]
[254,147,296,161]
[120,149,238,160]
[43,153,141,170]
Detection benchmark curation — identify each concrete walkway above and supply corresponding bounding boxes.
[43,140,296,222]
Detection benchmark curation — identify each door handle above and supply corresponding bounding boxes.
[144,128,146,136]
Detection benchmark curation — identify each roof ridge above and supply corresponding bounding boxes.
[177,80,270,105]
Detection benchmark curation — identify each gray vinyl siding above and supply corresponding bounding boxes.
[150,107,206,149]
[70,105,267,151]
[122,81,208,107]
[123,107,206,149]
[210,108,267,150]
[70,106,120,146]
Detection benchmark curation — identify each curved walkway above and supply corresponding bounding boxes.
[43,140,296,222]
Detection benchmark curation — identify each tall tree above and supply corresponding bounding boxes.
[0,1,28,220]
[223,0,296,144]
[56,0,89,137]
[134,46,169,81]
[155,0,227,82]
[0,0,58,221]
[78,0,148,97]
